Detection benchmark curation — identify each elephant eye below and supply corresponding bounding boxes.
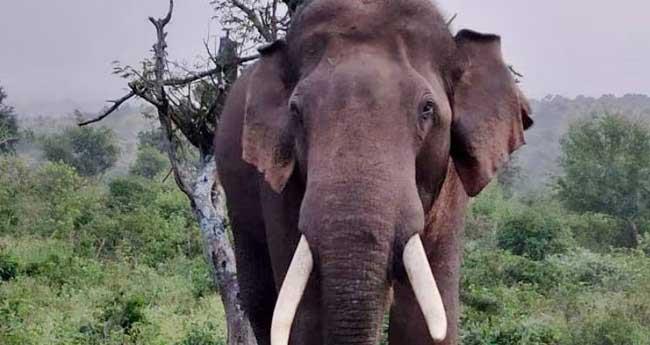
[420,100,437,122]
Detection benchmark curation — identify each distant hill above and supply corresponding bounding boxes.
[516,94,650,192]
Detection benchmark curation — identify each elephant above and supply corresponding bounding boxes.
[215,1,533,345]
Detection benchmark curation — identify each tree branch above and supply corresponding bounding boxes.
[149,0,174,27]
[446,13,458,27]
[165,55,258,87]
[78,91,136,126]
[230,0,273,42]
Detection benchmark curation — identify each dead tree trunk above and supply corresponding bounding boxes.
[193,153,256,345]
[82,1,257,344]
[148,5,256,345]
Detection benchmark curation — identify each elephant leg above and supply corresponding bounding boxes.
[221,171,277,345]
[388,231,462,345]
[232,226,277,345]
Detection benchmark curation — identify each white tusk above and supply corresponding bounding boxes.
[403,235,447,342]
[271,235,314,345]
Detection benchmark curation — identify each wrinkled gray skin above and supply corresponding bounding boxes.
[215,1,533,345]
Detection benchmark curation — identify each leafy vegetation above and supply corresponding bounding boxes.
[0,86,19,153]
[0,154,224,345]
[558,113,650,247]
[130,145,169,179]
[41,126,121,177]
[2,95,650,344]
[460,183,650,345]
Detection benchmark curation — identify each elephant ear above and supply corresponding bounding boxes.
[242,40,295,193]
[451,30,533,197]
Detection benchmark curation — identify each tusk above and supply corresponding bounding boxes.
[271,235,314,345]
[403,235,447,342]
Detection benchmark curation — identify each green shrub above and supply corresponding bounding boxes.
[462,319,565,345]
[548,249,638,291]
[108,176,158,212]
[501,254,562,291]
[497,205,572,260]
[567,213,627,252]
[99,292,147,334]
[0,253,18,281]
[571,312,648,345]
[41,126,120,177]
[0,157,32,234]
[175,323,225,345]
[130,145,169,179]
[465,183,519,241]
[30,162,87,238]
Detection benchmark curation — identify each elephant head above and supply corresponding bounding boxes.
[240,1,532,344]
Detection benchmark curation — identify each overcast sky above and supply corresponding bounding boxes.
[1,1,648,115]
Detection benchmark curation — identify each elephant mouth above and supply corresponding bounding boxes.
[270,234,447,345]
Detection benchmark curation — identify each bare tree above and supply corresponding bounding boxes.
[78,1,275,344]
[210,0,293,56]
[80,1,311,343]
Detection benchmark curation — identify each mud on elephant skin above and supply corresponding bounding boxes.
[215,1,533,345]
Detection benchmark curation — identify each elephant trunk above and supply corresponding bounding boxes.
[318,214,392,345]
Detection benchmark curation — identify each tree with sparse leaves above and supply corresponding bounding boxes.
[0,86,19,153]
[558,113,650,247]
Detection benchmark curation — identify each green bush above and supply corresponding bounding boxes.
[41,126,120,177]
[99,292,147,334]
[0,236,226,345]
[548,249,638,291]
[0,157,32,233]
[567,213,628,252]
[0,253,18,281]
[465,183,519,242]
[108,176,158,212]
[130,146,169,179]
[175,323,225,345]
[462,319,565,345]
[497,205,572,260]
[571,312,648,345]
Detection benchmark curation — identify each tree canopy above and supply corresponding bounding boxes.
[0,86,19,153]
[42,126,121,177]
[558,113,650,247]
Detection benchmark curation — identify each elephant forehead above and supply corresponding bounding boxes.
[293,0,445,40]
[289,0,455,74]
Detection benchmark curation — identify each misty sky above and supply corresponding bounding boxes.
[1,0,649,115]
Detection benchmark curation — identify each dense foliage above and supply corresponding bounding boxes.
[3,104,650,344]
[0,155,224,345]
[459,184,650,345]
[558,114,650,247]
[41,126,121,177]
[130,145,169,179]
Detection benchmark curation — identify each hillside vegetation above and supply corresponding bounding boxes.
[515,94,650,193]
[2,94,650,345]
